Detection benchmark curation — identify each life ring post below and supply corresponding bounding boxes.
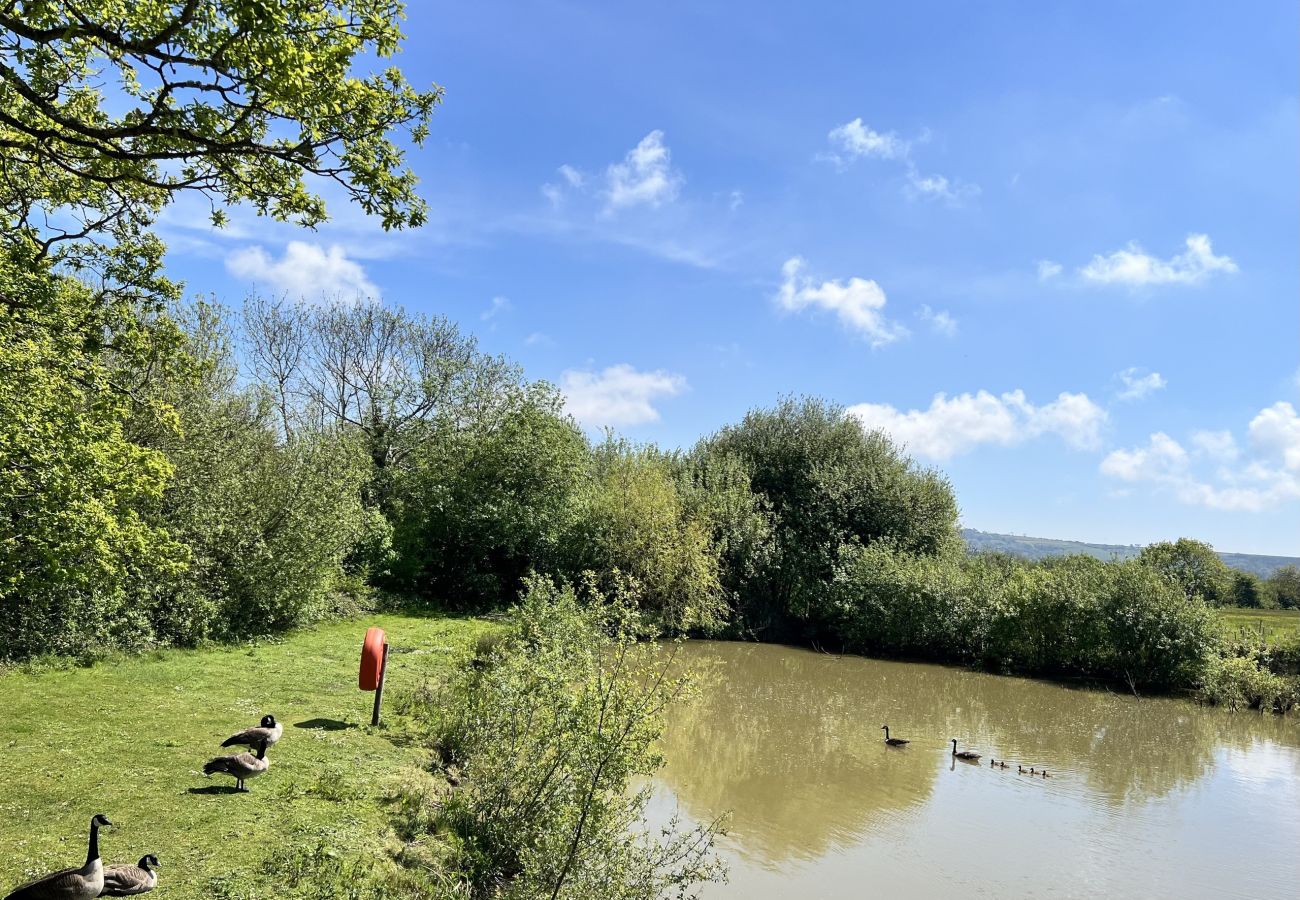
[371,641,390,726]
[360,626,390,725]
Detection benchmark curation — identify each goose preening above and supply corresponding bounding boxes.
[203,738,270,791]
[3,813,111,900]
[950,739,981,761]
[102,855,160,896]
[221,714,282,749]
[881,725,909,747]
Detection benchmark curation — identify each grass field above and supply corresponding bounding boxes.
[1215,606,1300,642]
[0,611,492,899]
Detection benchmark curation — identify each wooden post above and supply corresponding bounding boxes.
[371,642,390,726]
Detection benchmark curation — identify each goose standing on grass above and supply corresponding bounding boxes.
[881,725,910,746]
[950,739,981,761]
[3,813,111,900]
[221,714,282,749]
[102,855,160,896]
[203,738,270,792]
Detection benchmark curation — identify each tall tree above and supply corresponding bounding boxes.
[1,1,440,661]
[1137,538,1232,607]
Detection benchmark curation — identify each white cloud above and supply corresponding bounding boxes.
[847,389,1108,460]
[823,118,976,202]
[919,305,958,337]
[903,166,980,204]
[604,130,683,211]
[1101,402,1300,512]
[1248,402,1300,472]
[482,296,511,321]
[1115,367,1167,401]
[561,364,687,427]
[777,257,907,348]
[826,118,908,163]
[225,240,378,300]
[1037,260,1063,281]
[1191,430,1238,462]
[1079,234,1237,287]
[558,164,584,188]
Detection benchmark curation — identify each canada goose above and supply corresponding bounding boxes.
[1017,765,1026,774]
[203,738,269,791]
[102,855,159,896]
[221,714,282,749]
[950,739,981,761]
[3,813,111,900]
[1041,770,1051,778]
[999,761,1008,769]
[881,725,909,746]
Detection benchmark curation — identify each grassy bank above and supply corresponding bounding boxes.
[0,612,494,899]
[1215,606,1300,642]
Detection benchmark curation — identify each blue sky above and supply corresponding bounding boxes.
[159,2,1299,555]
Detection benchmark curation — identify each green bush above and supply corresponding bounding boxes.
[388,383,588,608]
[408,576,725,899]
[698,396,961,639]
[1199,653,1298,713]
[565,440,727,633]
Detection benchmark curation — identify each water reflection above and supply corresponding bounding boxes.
[653,641,1300,899]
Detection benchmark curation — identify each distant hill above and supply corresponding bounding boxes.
[962,529,1299,579]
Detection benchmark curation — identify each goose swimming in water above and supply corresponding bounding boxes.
[3,814,111,900]
[881,725,909,746]
[951,739,981,761]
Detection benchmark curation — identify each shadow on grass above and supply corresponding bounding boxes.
[295,718,356,731]
[186,784,243,795]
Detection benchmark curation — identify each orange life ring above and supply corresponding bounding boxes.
[359,626,387,691]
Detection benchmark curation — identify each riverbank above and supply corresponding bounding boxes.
[0,612,494,899]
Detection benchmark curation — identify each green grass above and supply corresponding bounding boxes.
[0,611,493,899]
[1215,606,1300,642]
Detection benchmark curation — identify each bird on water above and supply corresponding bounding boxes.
[951,739,981,761]
[881,725,910,746]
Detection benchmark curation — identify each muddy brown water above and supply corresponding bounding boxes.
[646,641,1300,899]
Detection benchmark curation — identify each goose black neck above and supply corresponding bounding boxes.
[951,739,957,753]
[255,743,266,760]
[138,856,152,871]
[86,821,100,866]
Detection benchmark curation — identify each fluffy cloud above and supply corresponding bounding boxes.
[919,305,957,337]
[847,389,1108,460]
[561,364,687,427]
[777,257,906,348]
[226,240,378,300]
[604,131,683,211]
[823,118,976,202]
[1115,367,1167,401]
[1079,234,1237,287]
[1037,260,1063,281]
[826,118,908,162]
[1101,402,1300,511]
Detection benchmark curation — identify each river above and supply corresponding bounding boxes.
[647,641,1300,899]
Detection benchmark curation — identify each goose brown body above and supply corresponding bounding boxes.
[3,814,110,900]
[101,855,159,896]
[951,739,981,761]
[203,739,269,791]
[221,715,282,749]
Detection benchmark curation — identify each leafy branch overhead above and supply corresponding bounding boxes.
[0,0,442,254]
